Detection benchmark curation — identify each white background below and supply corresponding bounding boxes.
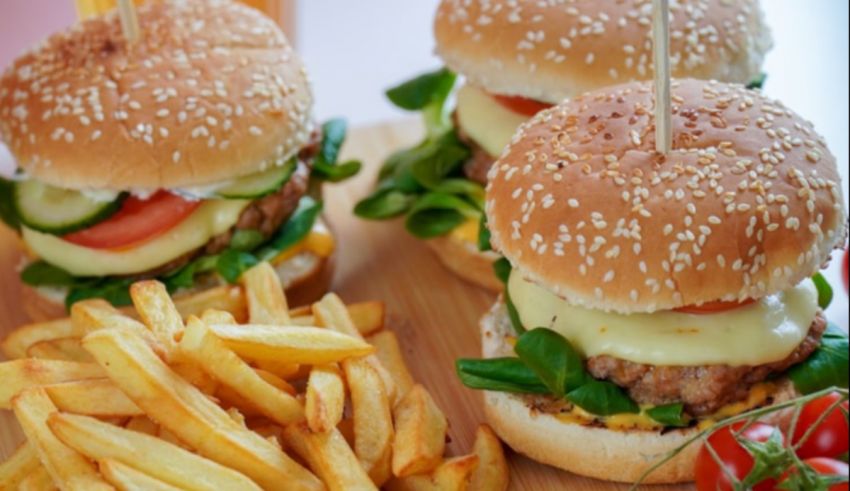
[0,0,848,326]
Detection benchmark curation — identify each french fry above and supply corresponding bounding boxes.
[16,464,56,491]
[130,281,184,359]
[392,385,448,477]
[0,359,103,409]
[386,455,480,491]
[469,425,509,491]
[283,423,377,491]
[27,337,93,363]
[44,379,142,417]
[368,331,415,398]
[314,294,397,404]
[251,359,301,380]
[290,301,385,336]
[200,309,237,325]
[241,263,290,324]
[98,459,182,491]
[178,317,304,426]
[254,369,297,395]
[347,302,386,336]
[208,324,374,364]
[1,318,78,360]
[11,388,112,490]
[305,364,345,433]
[82,329,322,491]
[124,416,158,436]
[172,285,247,323]
[48,412,261,491]
[0,442,40,488]
[157,427,190,451]
[170,363,219,395]
[71,299,162,356]
[345,358,394,486]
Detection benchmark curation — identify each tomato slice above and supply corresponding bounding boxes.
[63,191,202,250]
[491,93,553,117]
[674,298,757,315]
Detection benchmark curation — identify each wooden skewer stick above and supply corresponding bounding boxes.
[652,0,672,155]
[117,0,141,44]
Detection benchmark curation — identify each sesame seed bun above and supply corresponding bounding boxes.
[434,0,772,103]
[426,235,503,291]
[21,249,332,322]
[480,300,798,484]
[0,0,313,192]
[486,79,847,314]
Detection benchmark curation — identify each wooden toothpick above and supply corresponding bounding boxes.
[652,0,672,155]
[117,0,141,44]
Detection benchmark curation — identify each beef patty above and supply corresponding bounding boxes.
[454,113,496,186]
[586,312,827,416]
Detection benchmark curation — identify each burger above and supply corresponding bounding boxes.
[456,79,848,483]
[355,0,772,291]
[0,0,359,319]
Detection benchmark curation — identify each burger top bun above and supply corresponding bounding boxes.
[486,79,847,314]
[434,0,772,103]
[0,0,313,192]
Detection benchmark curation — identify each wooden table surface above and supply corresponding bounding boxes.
[0,120,693,490]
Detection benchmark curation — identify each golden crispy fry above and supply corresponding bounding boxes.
[208,324,374,364]
[305,364,345,433]
[347,302,386,336]
[251,359,301,379]
[171,286,247,323]
[44,379,142,417]
[49,412,260,491]
[392,385,448,477]
[178,317,304,426]
[368,331,414,398]
[130,281,184,359]
[469,425,509,491]
[16,464,56,491]
[157,427,190,450]
[240,263,290,324]
[1,318,78,360]
[0,442,40,488]
[386,455,480,491]
[170,363,219,395]
[12,388,112,491]
[98,459,182,491]
[71,299,163,356]
[0,359,103,409]
[27,337,93,363]
[199,309,237,325]
[82,329,322,491]
[283,423,377,491]
[290,301,385,336]
[344,358,394,486]
[313,294,397,404]
[254,369,296,395]
[124,416,158,436]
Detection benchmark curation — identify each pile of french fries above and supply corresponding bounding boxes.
[0,262,508,491]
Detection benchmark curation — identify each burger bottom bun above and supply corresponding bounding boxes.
[22,250,333,323]
[480,300,798,484]
[426,234,503,292]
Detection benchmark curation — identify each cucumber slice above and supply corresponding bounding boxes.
[13,180,126,235]
[217,159,297,199]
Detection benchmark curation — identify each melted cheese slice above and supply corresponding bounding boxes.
[508,271,819,366]
[22,200,250,276]
[455,85,530,158]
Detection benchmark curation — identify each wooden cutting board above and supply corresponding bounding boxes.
[0,119,692,490]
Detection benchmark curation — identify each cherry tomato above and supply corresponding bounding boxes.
[695,422,782,491]
[792,392,849,460]
[63,191,201,250]
[675,298,757,315]
[490,93,553,117]
[842,249,848,292]
[782,458,849,491]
